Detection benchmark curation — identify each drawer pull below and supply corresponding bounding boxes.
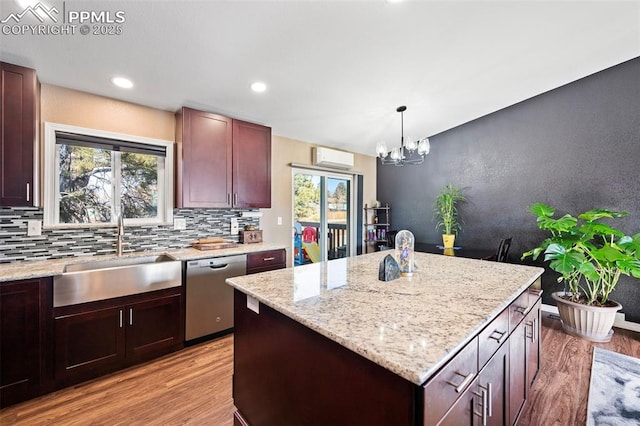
[263,257,275,261]
[514,305,527,315]
[529,288,543,296]
[488,329,507,344]
[446,371,475,393]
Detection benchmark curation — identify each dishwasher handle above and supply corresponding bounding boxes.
[208,263,230,270]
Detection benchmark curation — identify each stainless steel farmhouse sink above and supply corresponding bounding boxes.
[62,254,175,272]
[54,254,181,307]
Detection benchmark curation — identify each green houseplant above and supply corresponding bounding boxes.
[433,184,466,248]
[522,202,640,342]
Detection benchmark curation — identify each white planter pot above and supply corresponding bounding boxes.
[552,291,622,343]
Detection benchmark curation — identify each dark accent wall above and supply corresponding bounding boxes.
[377,57,640,322]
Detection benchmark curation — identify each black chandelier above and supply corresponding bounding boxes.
[376,106,430,166]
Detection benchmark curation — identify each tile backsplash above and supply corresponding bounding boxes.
[0,207,260,263]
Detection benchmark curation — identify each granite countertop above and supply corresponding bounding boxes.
[226,251,544,385]
[0,242,287,283]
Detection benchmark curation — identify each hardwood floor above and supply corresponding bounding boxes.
[1,314,638,425]
[518,313,640,425]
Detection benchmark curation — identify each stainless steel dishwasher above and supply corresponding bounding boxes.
[185,254,246,341]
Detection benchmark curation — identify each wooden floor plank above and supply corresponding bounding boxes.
[1,315,639,425]
[518,313,640,425]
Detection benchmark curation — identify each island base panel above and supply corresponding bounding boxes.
[233,289,417,425]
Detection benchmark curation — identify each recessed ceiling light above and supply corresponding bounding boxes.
[251,82,267,93]
[111,76,134,89]
[386,0,404,3]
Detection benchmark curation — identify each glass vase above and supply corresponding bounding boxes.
[395,230,415,276]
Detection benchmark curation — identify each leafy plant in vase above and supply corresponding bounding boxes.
[433,184,466,249]
[522,202,640,342]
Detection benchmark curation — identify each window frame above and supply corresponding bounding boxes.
[43,122,174,227]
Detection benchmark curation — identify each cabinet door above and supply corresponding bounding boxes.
[54,306,126,386]
[125,293,183,364]
[0,62,38,207]
[232,119,271,208]
[0,280,41,406]
[478,340,509,426]
[436,377,477,426]
[509,316,527,425]
[177,107,232,207]
[525,299,541,391]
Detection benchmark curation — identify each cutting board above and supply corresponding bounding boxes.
[192,237,238,251]
[193,242,238,251]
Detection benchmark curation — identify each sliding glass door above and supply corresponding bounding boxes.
[293,169,354,265]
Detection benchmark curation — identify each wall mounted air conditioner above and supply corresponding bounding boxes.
[312,147,354,170]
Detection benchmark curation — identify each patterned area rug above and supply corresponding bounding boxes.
[587,347,640,425]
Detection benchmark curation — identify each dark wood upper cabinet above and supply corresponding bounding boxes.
[175,107,233,208]
[233,119,271,208]
[175,107,271,208]
[0,62,40,207]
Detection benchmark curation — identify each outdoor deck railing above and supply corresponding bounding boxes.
[297,221,348,260]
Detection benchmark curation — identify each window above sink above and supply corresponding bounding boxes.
[43,122,174,227]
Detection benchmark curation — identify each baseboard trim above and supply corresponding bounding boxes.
[542,303,640,333]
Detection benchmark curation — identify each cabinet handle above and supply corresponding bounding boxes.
[487,382,493,417]
[514,305,527,315]
[233,193,238,205]
[26,183,30,202]
[473,384,488,426]
[263,257,275,261]
[446,371,475,393]
[129,308,133,326]
[119,310,123,328]
[488,329,507,344]
[227,193,231,205]
[525,320,534,341]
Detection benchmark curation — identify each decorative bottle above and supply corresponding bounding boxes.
[394,230,415,276]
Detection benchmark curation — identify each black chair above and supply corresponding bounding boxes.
[483,237,512,262]
[386,230,398,249]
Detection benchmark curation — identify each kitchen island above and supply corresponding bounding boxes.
[227,251,544,425]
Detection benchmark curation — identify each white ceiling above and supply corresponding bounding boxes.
[1,0,639,156]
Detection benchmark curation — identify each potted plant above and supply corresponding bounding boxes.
[522,202,640,342]
[433,184,466,248]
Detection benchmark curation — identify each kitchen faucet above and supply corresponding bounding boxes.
[116,214,125,256]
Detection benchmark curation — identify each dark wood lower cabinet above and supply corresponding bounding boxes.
[54,305,126,386]
[479,339,509,426]
[246,249,286,275]
[126,293,182,363]
[233,290,416,425]
[0,278,52,408]
[509,318,527,424]
[54,288,183,387]
[234,282,542,426]
[525,299,542,390]
[509,295,542,425]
